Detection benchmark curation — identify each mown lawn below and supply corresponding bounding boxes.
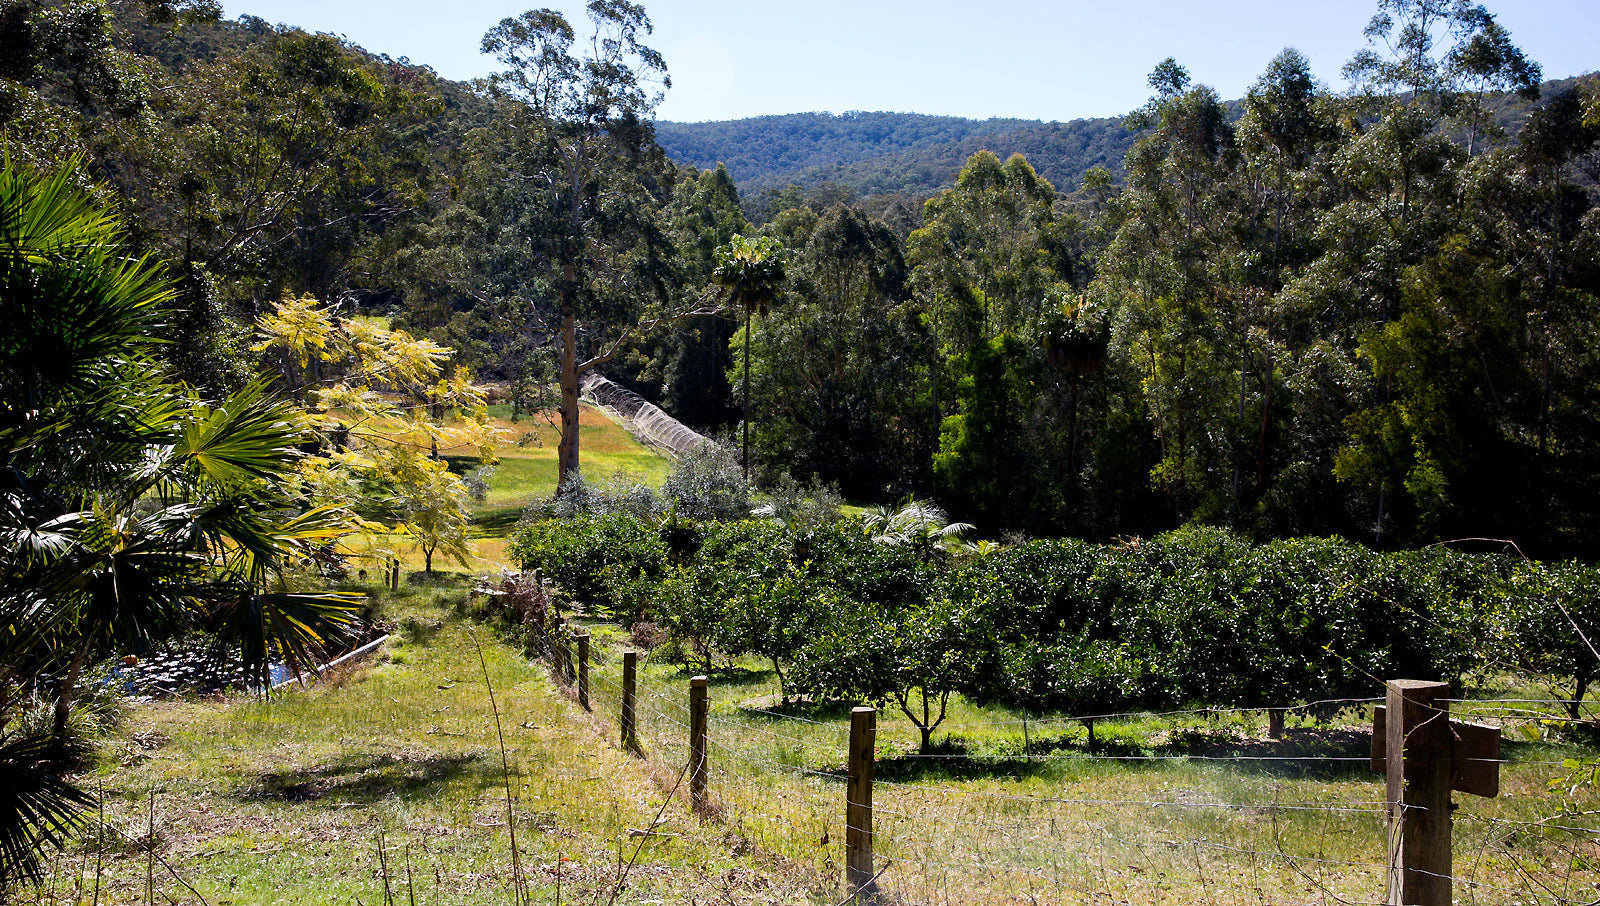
[342,404,673,576]
[461,404,673,512]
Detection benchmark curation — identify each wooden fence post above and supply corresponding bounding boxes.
[689,676,708,813]
[621,650,638,753]
[846,706,877,898]
[1268,708,1286,739]
[575,632,590,711]
[1384,680,1452,906]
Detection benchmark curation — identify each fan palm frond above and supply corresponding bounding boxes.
[170,382,304,490]
[0,720,94,886]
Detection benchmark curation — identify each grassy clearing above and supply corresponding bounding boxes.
[341,404,673,576]
[26,580,826,906]
[568,623,1600,905]
[459,404,672,512]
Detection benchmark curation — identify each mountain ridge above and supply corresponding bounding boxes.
[654,78,1589,200]
[654,109,1134,199]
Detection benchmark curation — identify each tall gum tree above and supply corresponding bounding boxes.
[479,1,717,487]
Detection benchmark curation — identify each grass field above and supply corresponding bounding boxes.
[342,404,673,576]
[455,404,673,515]
[571,624,1600,905]
[28,581,824,906]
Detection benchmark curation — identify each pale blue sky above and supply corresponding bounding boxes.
[220,0,1597,123]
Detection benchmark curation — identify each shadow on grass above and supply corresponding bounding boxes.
[399,615,446,646]
[472,507,524,538]
[871,726,1379,783]
[235,751,496,805]
[739,698,868,724]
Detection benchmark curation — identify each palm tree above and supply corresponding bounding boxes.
[862,497,975,556]
[712,234,786,480]
[0,159,362,885]
[0,703,95,886]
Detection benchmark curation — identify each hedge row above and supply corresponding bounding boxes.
[509,517,1598,737]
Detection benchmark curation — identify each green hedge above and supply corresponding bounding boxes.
[508,516,1600,721]
[508,513,668,622]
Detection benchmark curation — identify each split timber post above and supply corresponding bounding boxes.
[1370,680,1502,906]
[689,676,709,813]
[621,650,638,753]
[1268,708,1286,739]
[846,706,878,899]
[575,632,590,711]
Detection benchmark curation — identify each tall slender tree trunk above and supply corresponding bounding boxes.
[741,307,752,480]
[557,307,582,489]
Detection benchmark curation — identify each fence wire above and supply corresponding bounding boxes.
[553,630,1600,906]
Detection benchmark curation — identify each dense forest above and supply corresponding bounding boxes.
[656,80,1583,211]
[655,110,1137,200]
[4,0,1599,556]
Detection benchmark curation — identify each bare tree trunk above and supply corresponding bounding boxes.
[741,308,752,481]
[53,635,94,745]
[557,307,581,489]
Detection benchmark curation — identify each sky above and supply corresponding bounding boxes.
[219,0,1598,124]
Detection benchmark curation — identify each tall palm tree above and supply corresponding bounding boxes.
[0,159,362,885]
[712,235,786,480]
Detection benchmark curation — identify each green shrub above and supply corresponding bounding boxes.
[508,514,667,621]
[506,513,1599,719]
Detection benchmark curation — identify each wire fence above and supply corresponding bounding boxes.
[545,630,1600,905]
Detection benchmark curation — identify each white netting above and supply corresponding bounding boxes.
[580,371,715,458]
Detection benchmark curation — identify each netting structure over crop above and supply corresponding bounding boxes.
[580,371,712,458]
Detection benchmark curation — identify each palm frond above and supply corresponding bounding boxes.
[207,589,365,689]
[171,382,304,490]
[0,721,94,885]
[0,161,172,398]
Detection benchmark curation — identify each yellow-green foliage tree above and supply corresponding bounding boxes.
[255,294,497,572]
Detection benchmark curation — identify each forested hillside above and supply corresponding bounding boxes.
[655,81,1578,202]
[655,111,1136,197]
[4,0,1599,553]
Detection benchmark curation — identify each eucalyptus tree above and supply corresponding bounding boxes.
[750,206,935,498]
[1328,0,1542,543]
[150,28,437,304]
[908,150,1067,349]
[478,1,714,488]
[712,233,786,478]
[1095,59,1239,521]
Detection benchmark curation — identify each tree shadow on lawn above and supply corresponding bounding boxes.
[234,751,498,805]
[471,507,523,537]
[737,697,867,724]
[872,726,1382,784]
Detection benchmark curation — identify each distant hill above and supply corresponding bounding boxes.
[655,78,1590,201]
[654,111,1136,198]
